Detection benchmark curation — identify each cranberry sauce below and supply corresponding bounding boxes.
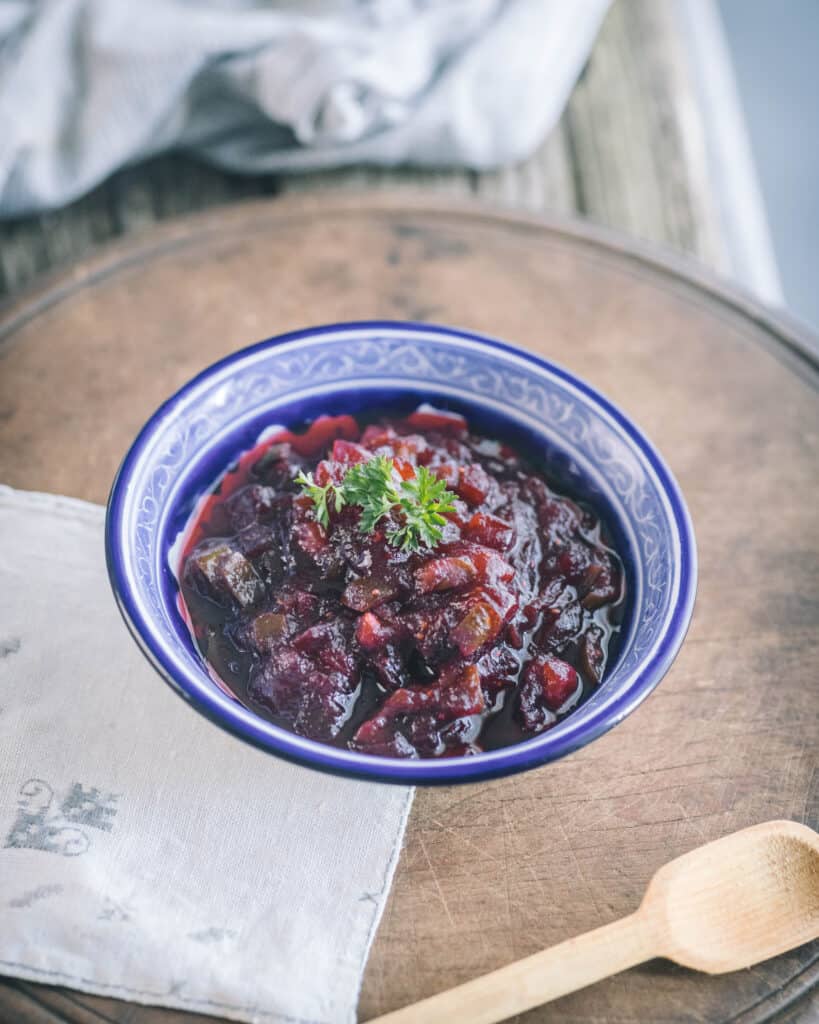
[179,407,626,759]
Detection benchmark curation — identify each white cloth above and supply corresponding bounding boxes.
[0,0,610,216]
[0,486,414,1024]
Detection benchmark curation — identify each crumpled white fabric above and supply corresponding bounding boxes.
[0,0,610,215]
[0,486,414,1024]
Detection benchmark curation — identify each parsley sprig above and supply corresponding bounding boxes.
[387,462,456,551]
[294,470,346,528]
[296,454,457,552]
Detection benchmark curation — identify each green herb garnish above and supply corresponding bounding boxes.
[388,464,457,552]
[297,455,456,552]
[342,455,399,534]
[294,470,346,529]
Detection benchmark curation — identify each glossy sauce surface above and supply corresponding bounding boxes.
[180,408,626,758]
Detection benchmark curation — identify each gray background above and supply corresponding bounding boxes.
[720,0,819,330]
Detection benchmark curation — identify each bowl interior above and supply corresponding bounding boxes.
[108,323,694,783]
[164,386,637,652]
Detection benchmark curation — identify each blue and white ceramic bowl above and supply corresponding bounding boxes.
[106,321,696,785]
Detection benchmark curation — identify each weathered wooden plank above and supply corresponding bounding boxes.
[279,164,474,198]
[563,0,727,271]
[2,980,215,1024]
[468,122,578,214]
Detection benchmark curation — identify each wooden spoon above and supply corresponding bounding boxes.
[368,820,819,1024]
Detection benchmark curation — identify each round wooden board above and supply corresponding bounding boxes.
[1,194,818,1024]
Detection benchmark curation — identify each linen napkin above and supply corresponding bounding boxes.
[0,0,611,215]
[0,486,414,1024]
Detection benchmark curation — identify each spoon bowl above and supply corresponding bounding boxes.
[648,819,819,973]
[370,820,819,1024]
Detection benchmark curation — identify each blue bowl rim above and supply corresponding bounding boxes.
[105,319,697,785]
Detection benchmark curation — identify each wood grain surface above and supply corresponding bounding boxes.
[0,195,817,1024]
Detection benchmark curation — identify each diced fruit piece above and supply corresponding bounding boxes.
[293,672,358,740]
[275,588,319,630]
[439,663,485,717]
[476,645,520,695]
[403,700,482,755]
[451,600,502,657]
[368,645,407,690]
[580,623,606,684]
[360,424,398,449]
[248,611,287,652]
[249,647,314,719]
[351,664,484,756]
[314,459,346,487]
[352,728,417,759]
[420,544,515,589]
[291,415,359,457]
[415,556,479,594]
[444,578,520,657]
[538,598,582,652]
[455,464,492,505]
[250,635,359,741]
[441,498,470,531]
[392,457,416,481]
[292,621,332,654]
[431,461,459,488]
[293,619,357,675]
[523,655,580,715]
[237,521,289,585]
[406,408,467,435]
[556,542,593,585]
[476,549,516,584]
[252,440,292,476]
[532,577,579,647]
[393,434,429,462]
[403,604,456,664]
[355,612,392,650]
[582,555,622,610]
[238,523,278,560]
[542,657,581,710]
[187,543,264,609]
[331,439,370,465]
[342,575,400,612]
[292,520,328,556]
[517,655,580,734]
[531,487,583,542]
[464,512,514,551]
[516,689,556,734]
[224,484,278,532]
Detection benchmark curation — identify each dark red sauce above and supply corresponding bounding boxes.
[179,408,626,758]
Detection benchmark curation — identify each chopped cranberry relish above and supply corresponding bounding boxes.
[179,407,625,758]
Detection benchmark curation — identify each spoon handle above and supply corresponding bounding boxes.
[367,911,658,1024]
